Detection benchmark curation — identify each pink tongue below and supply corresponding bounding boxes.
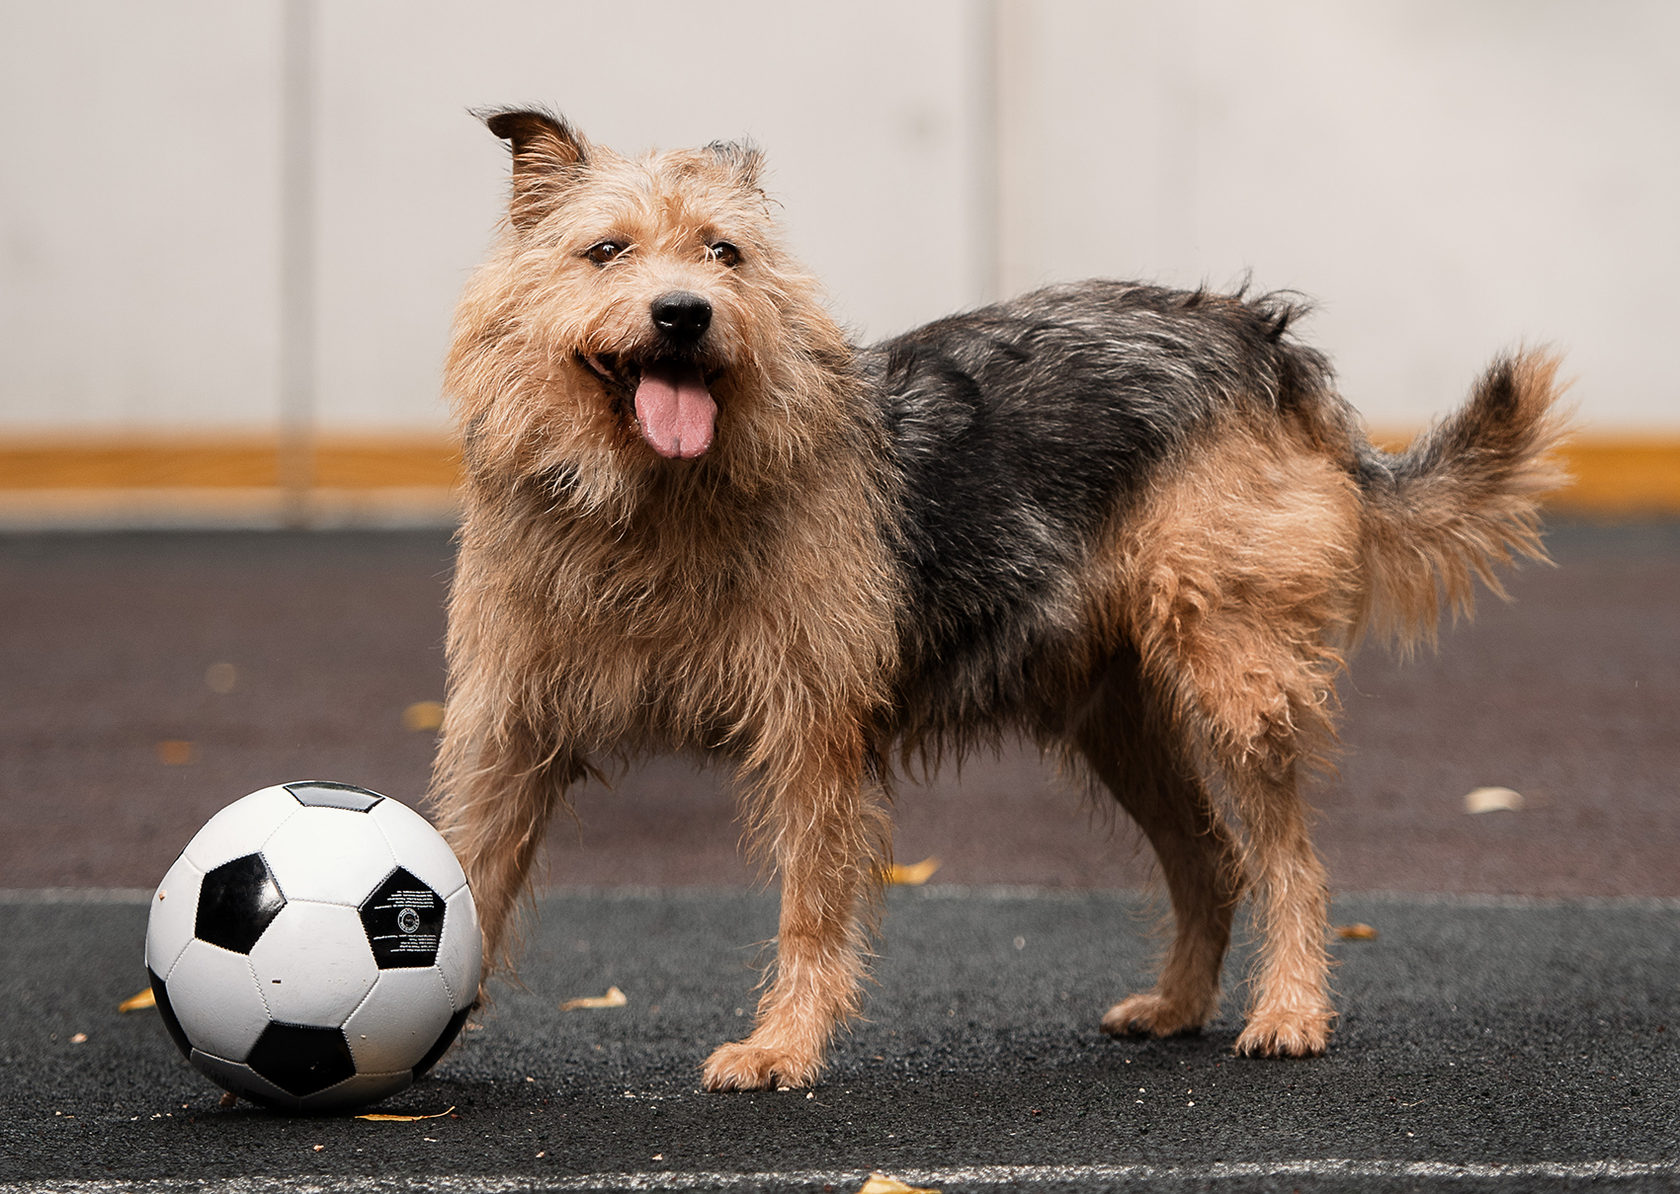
[634,362,715,459]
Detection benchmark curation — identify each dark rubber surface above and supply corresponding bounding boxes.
[3,888,1677,1191]
[1,521,1677,897]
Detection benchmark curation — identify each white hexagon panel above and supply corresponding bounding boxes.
[303,1069,417,1114]
[436,884,483,1012]
[189,1051,299,1109]
[248,901,378,1027]
[261,808,397,908]
[145,853,204,979]
[341,967,457,1074]
[181,786,302,872]
[161,939,272,1063]
[368,797,468,899]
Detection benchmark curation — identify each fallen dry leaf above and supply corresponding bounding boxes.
[118,988,157,1013]
[355,1105,456,1123]
[1335,923,1379,941]
[402,700,447,732]
[560,986,628,1012]
[857,1174,940,1194]
[155,740,195,766]
[219,1092,239,1108]
[1464,786,1524,814]
[885,857,940,886]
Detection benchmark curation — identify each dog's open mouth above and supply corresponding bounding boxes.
[582,353,718,460]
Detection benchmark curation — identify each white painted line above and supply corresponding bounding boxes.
[6,885,1679,912]
[10,1158,1680,1193]
[0,887,154,905]
[896,886,1680,912]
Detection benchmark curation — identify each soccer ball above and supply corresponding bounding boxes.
[144,781,481,1112]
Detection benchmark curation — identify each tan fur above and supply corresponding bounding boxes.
[433,126,903,1089]
[1357,351,1572,653]
[1063,418,1361,1053]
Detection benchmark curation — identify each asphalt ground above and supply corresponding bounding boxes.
[3,522,1679,897]
[4,887,1679,1192]
[2,521,1678,1191]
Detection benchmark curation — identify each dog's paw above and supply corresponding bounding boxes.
[701,1038,822,1092]
[1233,1007,1332,1058]
[1100,991,1209,1039]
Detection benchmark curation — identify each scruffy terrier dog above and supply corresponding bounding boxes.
[431,109,1568,1091]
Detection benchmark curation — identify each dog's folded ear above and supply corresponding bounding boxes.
[705,139,765,193]
[475,107,589,231]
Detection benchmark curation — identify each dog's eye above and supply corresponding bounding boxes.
[708,241,741,268]
[584,240,627,266]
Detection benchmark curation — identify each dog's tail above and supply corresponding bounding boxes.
[1353,349,1571,653]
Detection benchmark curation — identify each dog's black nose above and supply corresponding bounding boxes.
[651,292,712,344]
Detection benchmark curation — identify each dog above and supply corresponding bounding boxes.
[429,108,1569,1091]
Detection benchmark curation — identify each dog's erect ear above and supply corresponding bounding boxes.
[705,139,765,192]
[477,107,589,231]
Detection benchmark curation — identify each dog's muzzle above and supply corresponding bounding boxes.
[582,291,720,460]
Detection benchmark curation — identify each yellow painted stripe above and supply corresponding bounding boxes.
[0,436,459,491]
[1550,438,1680,515]
[311,438,461,489]
[0,434,1676,512]
[1368,433,1680,516]
[0,439,284,489]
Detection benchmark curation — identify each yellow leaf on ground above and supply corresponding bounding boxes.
[402,701,446,732]
[155,740,195,766]
[1335,923,1380,941]
[885,857,940,886]
[1464,786,1524,814]
[858,1174,940,1194]
[118,988,156,1013]
[355,1106,456,1122]
[560,986,628,1012]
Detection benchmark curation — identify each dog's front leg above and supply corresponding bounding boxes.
[702,741,888,1091]
[428,645,585,993]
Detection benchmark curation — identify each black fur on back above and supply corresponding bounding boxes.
[862,279,1344,750]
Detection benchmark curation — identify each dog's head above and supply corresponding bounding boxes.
[451,109,849,492]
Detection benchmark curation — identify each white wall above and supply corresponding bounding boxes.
[0,2,284,431]
[998,0,1680,430]
[2,0,1676,439]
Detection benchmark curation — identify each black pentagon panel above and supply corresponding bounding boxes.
[359,867,445,968]
[413,1006,471,1078]
[247,1023,357,1097]
[147,967,193,1061]
[283,780,385,812]
[196,853,285,953]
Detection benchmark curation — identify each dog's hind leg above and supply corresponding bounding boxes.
[1132,587,1343,1058]
[1114,429,1363,1057]
[1071,659,1241,1039]
[702,732,890,1091]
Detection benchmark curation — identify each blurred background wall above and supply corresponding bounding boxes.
[2,0,1676,525]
